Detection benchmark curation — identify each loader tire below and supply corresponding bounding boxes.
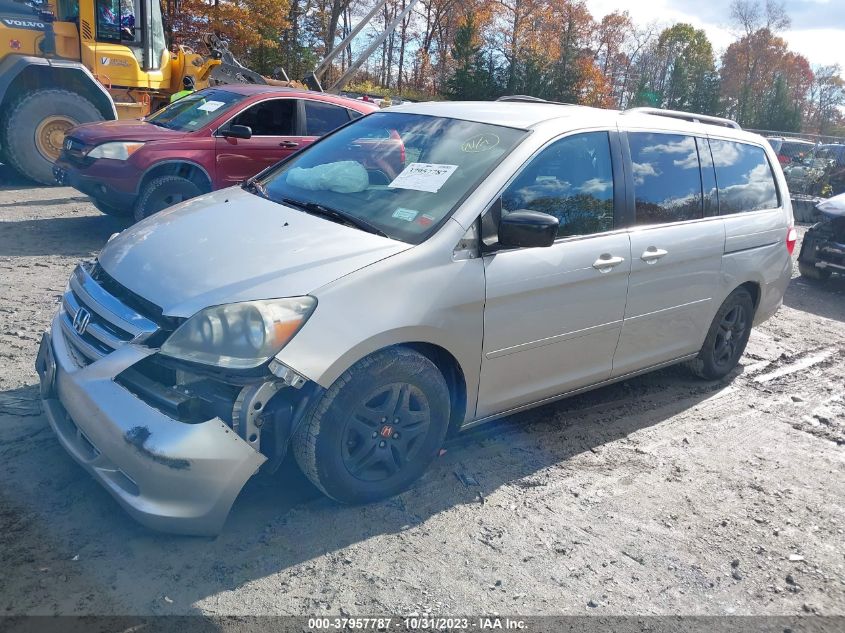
[3,89,104,185]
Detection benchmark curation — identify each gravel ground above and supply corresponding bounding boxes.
[0,164,843,617]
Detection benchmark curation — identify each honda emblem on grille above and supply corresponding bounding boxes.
[72,308,91,335]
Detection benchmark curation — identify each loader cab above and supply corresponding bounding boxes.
[91,0,166,71]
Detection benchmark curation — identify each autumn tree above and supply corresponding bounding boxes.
[166,0,292,72]
[720,0,791,125]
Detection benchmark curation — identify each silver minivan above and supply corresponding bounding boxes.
[36,101,795,534]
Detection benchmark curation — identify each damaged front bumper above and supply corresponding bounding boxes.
[800,217,845,274]
[36,317,267,536]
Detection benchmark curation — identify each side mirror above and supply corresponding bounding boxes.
[222,125,252,140]
[498,210,559,248]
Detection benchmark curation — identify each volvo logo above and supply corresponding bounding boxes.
[72,308,91,336]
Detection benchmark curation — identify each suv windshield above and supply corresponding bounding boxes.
[256,112,528,244]
[146,89,244,132]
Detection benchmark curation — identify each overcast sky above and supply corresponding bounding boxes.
[585,0,845,71]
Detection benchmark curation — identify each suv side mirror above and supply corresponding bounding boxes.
[222,125,252,140]
[498,210,559,248]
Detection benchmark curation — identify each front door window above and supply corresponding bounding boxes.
[500,131,615,239]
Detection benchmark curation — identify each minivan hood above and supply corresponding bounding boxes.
[68,119,185,144]
[98,188,411,317]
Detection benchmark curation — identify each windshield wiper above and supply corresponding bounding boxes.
[280,197,389,238]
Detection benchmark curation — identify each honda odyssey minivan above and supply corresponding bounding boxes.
[36,100,795,534]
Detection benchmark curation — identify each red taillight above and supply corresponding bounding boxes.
[786,227,798,255]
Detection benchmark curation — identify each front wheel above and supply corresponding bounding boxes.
[133,176,202,222]
[687,288,754,380]
[293,347,451,504]
[90,197,131,218]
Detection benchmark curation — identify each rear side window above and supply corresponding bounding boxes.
[709,140,779,214]
[305,101,351,136]
[501,131,615,237]
[628,133,703,224]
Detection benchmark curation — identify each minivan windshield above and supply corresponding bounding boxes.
[146,89,244,132]
[256,112,528,244]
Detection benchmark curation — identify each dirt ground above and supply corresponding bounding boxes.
[0,163,843,618]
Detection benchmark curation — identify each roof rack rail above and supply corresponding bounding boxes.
[496,95,548,103]
[496,95,575,106]
[623,107,741,130]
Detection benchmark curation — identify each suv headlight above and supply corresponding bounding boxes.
[86,141,145,160]
[160,297,316,369]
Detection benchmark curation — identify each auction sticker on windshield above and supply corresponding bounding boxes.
[198,100,226,112]
[389,163,458,193]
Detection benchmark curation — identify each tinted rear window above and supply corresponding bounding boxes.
[709,140,779,214]
[305,101,351,136]
[629,133,703,224]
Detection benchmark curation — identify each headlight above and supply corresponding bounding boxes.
[86,141,145,160]
[160,297,316,369]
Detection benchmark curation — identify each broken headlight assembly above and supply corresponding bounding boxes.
[159,297,316,369]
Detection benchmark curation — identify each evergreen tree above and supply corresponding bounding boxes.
[446,16,494,100]
[758,75,802,132]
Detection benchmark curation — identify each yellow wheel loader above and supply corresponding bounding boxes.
[0,0,279,184]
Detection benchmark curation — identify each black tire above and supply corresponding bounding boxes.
[134,176,202,222]
[3,89,104,185]
[293,347,451,504]
[687,288,755,380]
[90,197,131,218]
[798,261,831,281]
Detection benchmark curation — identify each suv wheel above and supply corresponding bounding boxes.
[90,197,131,218]
[134,176,202,222]
[687,288,754,380]
[293,347,450,504]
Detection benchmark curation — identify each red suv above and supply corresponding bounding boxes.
[53,86,378,221]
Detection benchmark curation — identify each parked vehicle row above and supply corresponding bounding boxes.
[766,136,845,198]
[36,100,795,534]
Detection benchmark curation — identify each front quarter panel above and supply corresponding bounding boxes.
[275,218,485,419]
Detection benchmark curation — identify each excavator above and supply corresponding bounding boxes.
[0,0,416,184]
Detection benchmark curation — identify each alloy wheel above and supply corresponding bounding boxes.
[341,382,431,482]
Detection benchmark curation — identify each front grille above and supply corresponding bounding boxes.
[59,262,162,365]
[60,136,93,168]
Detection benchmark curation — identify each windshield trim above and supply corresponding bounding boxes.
[254,112,532,245]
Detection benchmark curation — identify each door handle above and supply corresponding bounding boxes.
[592,254,625,273]
[640,246,668,264]
[278,141,299,148]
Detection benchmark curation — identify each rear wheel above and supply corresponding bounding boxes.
[798,261,831,281]
[134,176,202,222]
[293,347,451,504]
[687,288,754,380]
[3,89,103,185]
